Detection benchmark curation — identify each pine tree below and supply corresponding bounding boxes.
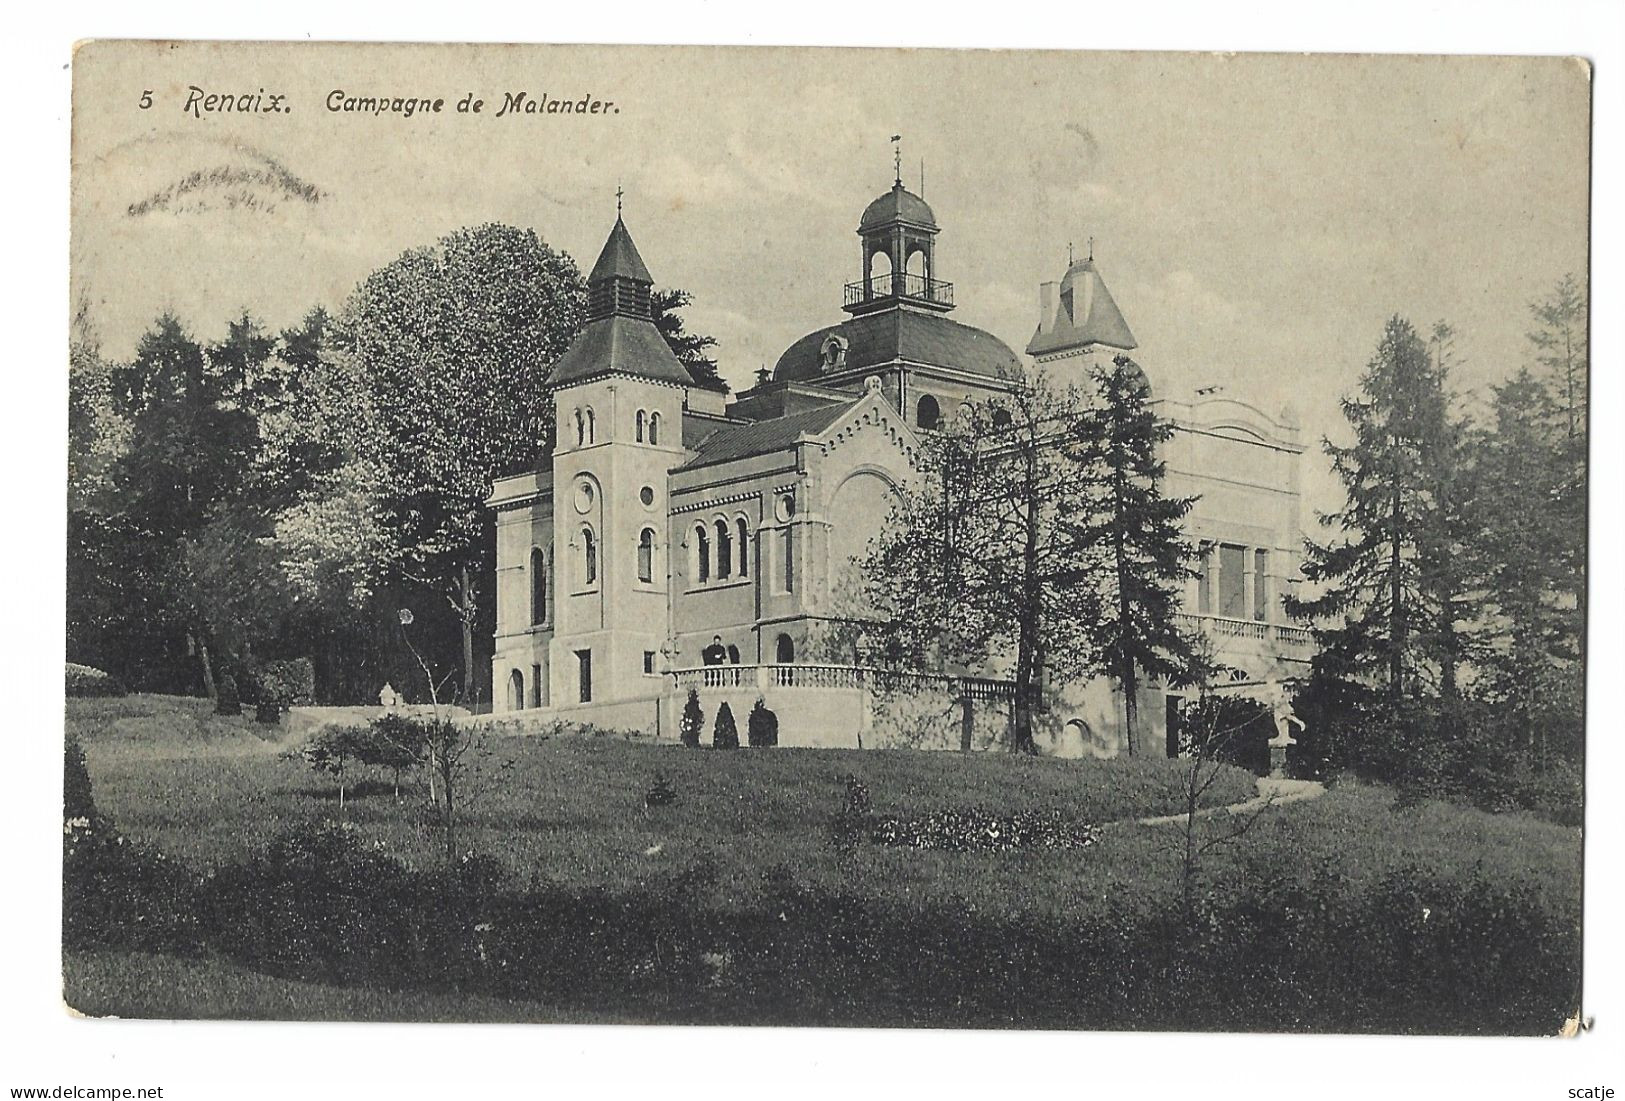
[1526,275,1588,663]
[1286,316,1464,738]
[1466,369,1579,766]
[1073,355,1200,757]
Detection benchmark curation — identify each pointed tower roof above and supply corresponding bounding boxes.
[549,215,693,389]
[1026,257,1137,356]
[587,216,653,284]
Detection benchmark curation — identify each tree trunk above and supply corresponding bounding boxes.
[1012,444,1042,755]
[193,629,217,700]
[458,565,477,706]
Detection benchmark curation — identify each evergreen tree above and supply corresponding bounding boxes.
[712,701,739,749]
[679,688,704,748]
[650,287,726,392]
[1525,275,1588,661]
[1073,356,1200,757]
[1286,317,1464,753]
[1467,369,1582,767]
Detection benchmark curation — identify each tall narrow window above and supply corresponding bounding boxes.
[585,408,596,445]
[638,528,655,584]
[1253,549,1270,622]
[735,517,750,578]
[648,412,661,445]
[573,409,585,447]
[715,520,732,580]
[582,527,598,586]
[695,524,710,583]
[1219,543,1246,618]
[530,548,548,624]
[531,663,542,708]
[576,650,592,703]
[636,409,646,442]
[509,669,524,712]
[780,526,794,592]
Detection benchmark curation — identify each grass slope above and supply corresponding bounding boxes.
[73,695,1262,916]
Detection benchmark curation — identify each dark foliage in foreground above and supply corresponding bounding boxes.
[65,814,1578,1034]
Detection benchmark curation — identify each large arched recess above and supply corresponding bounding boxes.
[827,467,903,603]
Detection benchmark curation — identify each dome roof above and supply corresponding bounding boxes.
[774,308,1021,384]
[858,182,937,232]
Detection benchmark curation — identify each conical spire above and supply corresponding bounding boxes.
[585,215,654,320]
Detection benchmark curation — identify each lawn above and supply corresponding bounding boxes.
[65,695,1584,1029]
[74,694,1266,916]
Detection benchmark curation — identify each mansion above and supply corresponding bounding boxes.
[487,176,1311,755]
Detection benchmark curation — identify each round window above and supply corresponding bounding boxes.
[775,493,796,523]
[639,485,656,508]
[573,481,595,515]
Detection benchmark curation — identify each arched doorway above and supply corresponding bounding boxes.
[775,633,795,664]
[508,669,524,712]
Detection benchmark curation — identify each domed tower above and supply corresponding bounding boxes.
[743,167,1022,431]
[844,176,953,315]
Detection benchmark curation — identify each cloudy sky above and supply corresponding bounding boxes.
[72,43,1589,519]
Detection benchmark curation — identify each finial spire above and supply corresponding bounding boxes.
[1068,241,1075,266]
[615,182,624,217]
[1088,235,1094,262]
[890,134,902,185]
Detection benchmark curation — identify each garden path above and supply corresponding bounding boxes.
[1129,777,1325,828]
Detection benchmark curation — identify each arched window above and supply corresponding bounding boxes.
[530,547,548,624]
[992,407,1014,430]
[509,669,525,712]
[637,528,655,584]
[715,519,732,580]
[581,527,597,586]
[648,411,661,445]
[585,407,596,445]
[916,394,941,430]
[694,523,710,583]
[726,645,741,664]
[636,410,646,443]
[573,408,585,447]
[775,633,795,664]
[735,517,750,578]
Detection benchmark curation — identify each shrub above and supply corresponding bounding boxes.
[679,688,704,748]
[298,724,372,806]
[645,772,676,808]
[712,702,739,750]
[214,673,241,716]
[65,662,125,698]
[250,657,317,714]
[65,735,96,822]
[746,697,779,748]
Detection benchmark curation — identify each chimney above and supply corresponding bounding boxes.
[1038,281,1058,333]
